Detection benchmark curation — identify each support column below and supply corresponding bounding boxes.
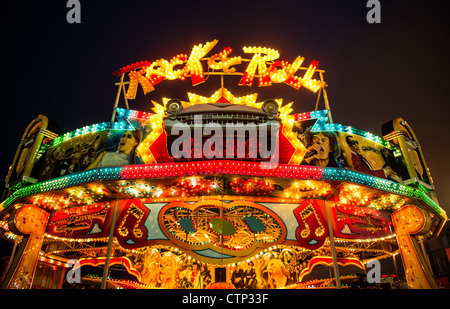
[101,199,119,289]
[111,74,125,122]
[392,253,400,283]
[325,200,341,289]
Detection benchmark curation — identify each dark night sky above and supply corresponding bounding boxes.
[0,0,449,214]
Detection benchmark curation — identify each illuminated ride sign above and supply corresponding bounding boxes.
[113,40,325,99]
[0,40,447,290]
[105,40,329,168]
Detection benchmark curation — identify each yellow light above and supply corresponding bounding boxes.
[207,47,242,73]
[126,70,155,99]
[187,87,259,106]
[300,61,324,93]
[239,46,280,87]
[146,54,188,80]
[182,40,218,85]
[268,56,305,86]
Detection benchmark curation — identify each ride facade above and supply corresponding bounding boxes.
[0,40,446,289]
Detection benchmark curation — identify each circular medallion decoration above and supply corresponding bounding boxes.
[160,200,284,253]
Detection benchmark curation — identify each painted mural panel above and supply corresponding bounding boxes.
[38,115,154,181]
[293,115,403,182]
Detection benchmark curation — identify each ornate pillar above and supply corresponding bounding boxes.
[391,205,437,289]
[1,205,49,289]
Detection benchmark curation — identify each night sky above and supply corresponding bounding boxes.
[0,1,449,215]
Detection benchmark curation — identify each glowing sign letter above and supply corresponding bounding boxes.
[182,40,218,85]
[207,47,242,73]
[283,56,306,89]
[166,54,189,80]
[239,46,280,87]
[146,54,188,81]
[126,69,155,99]
[268,56,305,88]
[300,60,323,93]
